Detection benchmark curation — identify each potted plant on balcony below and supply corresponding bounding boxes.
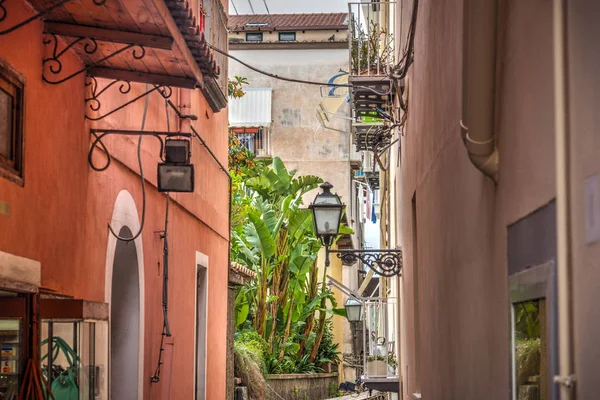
[366,353,397,377]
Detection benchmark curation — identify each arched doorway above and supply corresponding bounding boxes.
[110,226,139,399]
[104,190,145,399]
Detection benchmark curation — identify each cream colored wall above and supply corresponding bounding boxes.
[395,0,557,399]
[229,29,348,43]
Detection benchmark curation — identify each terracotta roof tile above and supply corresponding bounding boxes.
[228,13,348,31]
[229,262,257,279]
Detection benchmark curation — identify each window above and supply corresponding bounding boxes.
[232,127,269,157]
[0,64,24,184]
[195,264,208,399]
[245,32,263,42]
[279,32,296,41]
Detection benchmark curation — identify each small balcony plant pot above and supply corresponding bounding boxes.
[366,358,387,377]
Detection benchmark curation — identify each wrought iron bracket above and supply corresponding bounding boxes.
[325,248,403,277]
[0,0,106,36]
[85,76,173,121]
[88,129,192,172]
[43,33,145,85]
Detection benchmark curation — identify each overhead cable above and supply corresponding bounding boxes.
[208,44,390,95]
[262,0,275,26]
[247,0,256,14]
[230,0,239,15]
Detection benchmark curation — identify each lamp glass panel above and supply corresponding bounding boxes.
[344,298,362,322]
[313,207,342,236]
[158,164,194,193]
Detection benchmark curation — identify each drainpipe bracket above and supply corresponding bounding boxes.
[553,375,576,389]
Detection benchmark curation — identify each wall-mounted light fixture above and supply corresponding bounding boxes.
[309,182,403,277]
[158,137,194,193]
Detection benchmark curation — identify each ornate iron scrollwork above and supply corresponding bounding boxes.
[329,249,403,277]
[85,76,173,120]
[0,0,107,36]
[42,33,146,85]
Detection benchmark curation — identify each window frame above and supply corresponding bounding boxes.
[278,32,296,41]
[0,60,25,186]
[245,32,263,42]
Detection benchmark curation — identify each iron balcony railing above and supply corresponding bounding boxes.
[348,1,396,77]
[362,297,399,381]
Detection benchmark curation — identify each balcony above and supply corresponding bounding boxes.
[348,1,396,152]
[361,297,399,393]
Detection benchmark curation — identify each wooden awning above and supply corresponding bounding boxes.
[28,0,226,109]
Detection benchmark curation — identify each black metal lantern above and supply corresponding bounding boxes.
[158,138,194,193]
[309,182,344,247]
[344,297,363,323]
[309,182,403,276]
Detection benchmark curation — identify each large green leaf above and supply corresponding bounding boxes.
[291,175,323,196]
[272,157,291,191]
[246,212,276,258]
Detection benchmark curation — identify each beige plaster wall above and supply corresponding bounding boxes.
[229,49,352,203]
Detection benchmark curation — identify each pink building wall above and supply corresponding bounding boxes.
[0,1,229,398]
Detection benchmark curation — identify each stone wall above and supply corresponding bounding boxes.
[267,373,338,400]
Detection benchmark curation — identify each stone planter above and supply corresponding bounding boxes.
[366,360,388,377]
[266,373,338,400]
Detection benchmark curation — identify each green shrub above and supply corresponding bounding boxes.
[516,338,541,385]
[234,341,266,400]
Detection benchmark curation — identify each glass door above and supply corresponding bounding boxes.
[0,294,28,400]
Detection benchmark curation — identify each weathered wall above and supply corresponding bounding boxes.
[0,2,229,399]
[395,0,556,398]
[267,373,338,400]
[229,48,351,203]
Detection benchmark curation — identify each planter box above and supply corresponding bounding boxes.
[366,360,388,377]
[266,373,338,400]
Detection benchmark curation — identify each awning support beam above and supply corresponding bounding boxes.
[44,21,174,50]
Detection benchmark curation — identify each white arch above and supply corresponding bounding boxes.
[104,189,145,399]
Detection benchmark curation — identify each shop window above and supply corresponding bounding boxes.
[278,32,296,41]
[509,262,559,400]
[40,299,109,400]
[0,293,30,400]
[0,319,21,399]
[245,32,263,42]
[0,64,24,184]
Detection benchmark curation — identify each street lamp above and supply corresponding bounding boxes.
[344,297,363,323]
[309,182,403,277]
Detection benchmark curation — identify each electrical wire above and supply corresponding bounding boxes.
[230,0,239,15]
[208,44,391,96]
[261,0,275,26]
[106,83,150,243]
[247,0,255,14]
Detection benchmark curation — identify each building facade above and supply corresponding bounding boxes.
[227,12,376,383]
[393,0,600,399]
[0,0,230,398]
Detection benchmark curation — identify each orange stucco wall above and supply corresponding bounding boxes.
[0,2,229,399]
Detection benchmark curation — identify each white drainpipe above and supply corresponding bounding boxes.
[552,0,576,396]
[461,0,499,182]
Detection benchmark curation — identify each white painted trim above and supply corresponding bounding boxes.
[193,251,209,400]
[104,190,145,400]
[0,250,41,287]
